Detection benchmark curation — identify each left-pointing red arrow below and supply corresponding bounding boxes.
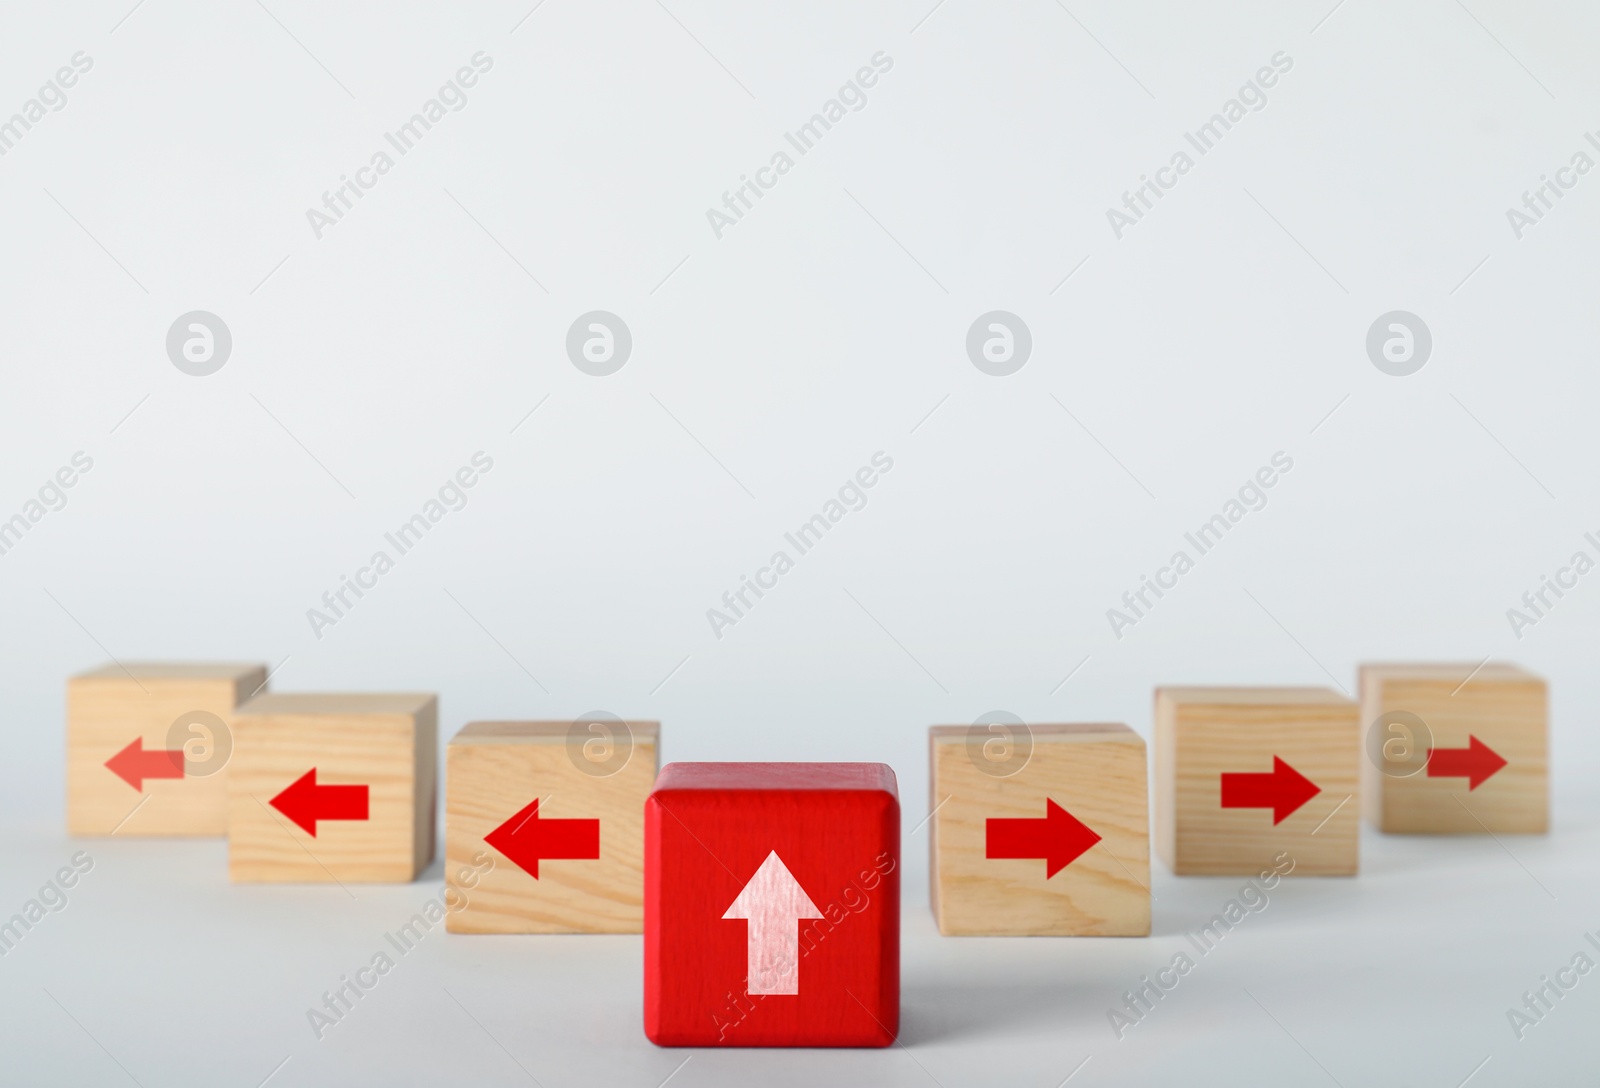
[105,737,185,791]
[986,798,1102,878]
[269,769,369,836]
[485,799,600,879]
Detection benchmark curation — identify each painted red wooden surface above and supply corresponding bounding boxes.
[644,762,900,1047]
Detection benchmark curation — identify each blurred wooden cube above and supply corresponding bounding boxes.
[67,662,266,836]
[1155,687,1359,876]
[228,693,436,883]
[445,720,659,933]
[1360,663,1547,834]
[929,723,1149,936]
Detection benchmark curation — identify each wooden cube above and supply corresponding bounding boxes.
[1360,663,1547,834]
[928,724,1149,936]
[228,694,436,883]
[645,763,899,1047]
[445,720,659,933]
[1155,687,1359,876]
[67,662,267,836]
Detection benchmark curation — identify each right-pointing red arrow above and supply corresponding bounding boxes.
[986,798,1102,878]
[1220,756,1321,824]
[1426,735,1507,790]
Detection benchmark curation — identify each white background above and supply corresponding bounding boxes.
[2,1,1598,1084]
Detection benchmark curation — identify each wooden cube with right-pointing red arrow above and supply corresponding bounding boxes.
[67,662,268,836]
[1360,663,1547,834]
[227,693,437,882]
[444,720,659,933]
[928,724,1150,936]
[1155,687,1359,876]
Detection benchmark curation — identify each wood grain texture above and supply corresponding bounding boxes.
[928,724,1149,936]
[227,693,436,883]
[1155,687,1359,876]
[67,662,266,836]
[445,720,658,934]
[1360,663,1547,834]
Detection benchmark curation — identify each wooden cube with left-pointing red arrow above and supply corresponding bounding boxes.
[227,693,437,882]
[1360,663,1547,834]
[1155,687,1359,876]
[67,662,268,836]
[928,723,1150,936]
[444,720,660,933]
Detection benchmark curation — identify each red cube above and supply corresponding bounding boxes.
[643,762,900,1047]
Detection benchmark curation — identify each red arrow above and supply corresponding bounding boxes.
[269,769,369,836]
[985,798,1102,878]
[105,737,185,791]
[484,799,600,879]
[1220,756,1320,824]
[1427,736,1507,790]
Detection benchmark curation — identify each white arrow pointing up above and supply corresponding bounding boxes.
[722,851,824,996]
